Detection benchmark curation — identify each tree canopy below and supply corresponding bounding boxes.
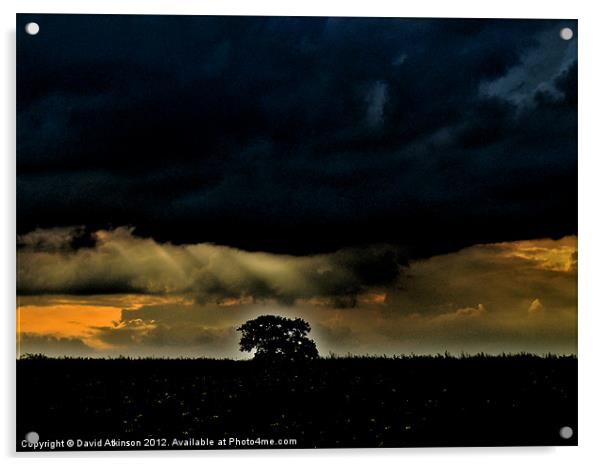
[237,315,319,362]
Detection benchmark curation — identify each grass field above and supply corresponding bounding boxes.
[17,354,577,450]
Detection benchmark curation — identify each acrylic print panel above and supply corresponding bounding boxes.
[16,14,577,451]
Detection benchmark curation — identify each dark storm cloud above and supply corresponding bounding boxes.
[17,15,577,256]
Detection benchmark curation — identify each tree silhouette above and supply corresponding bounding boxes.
[237,315,319,362]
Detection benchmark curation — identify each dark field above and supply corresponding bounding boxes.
[17,355,577,451]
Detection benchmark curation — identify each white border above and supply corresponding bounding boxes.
[3,1,602,465]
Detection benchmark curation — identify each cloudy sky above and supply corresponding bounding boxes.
[17,15,577,357]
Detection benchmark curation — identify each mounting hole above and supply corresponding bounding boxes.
[25,22,40,36]
[559,426,573,439]
[560,27,573,41]
[25,431,39,444]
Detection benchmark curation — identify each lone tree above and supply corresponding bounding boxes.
[237,315,319,362]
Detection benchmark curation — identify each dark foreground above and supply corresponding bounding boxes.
[17,355,577,451]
